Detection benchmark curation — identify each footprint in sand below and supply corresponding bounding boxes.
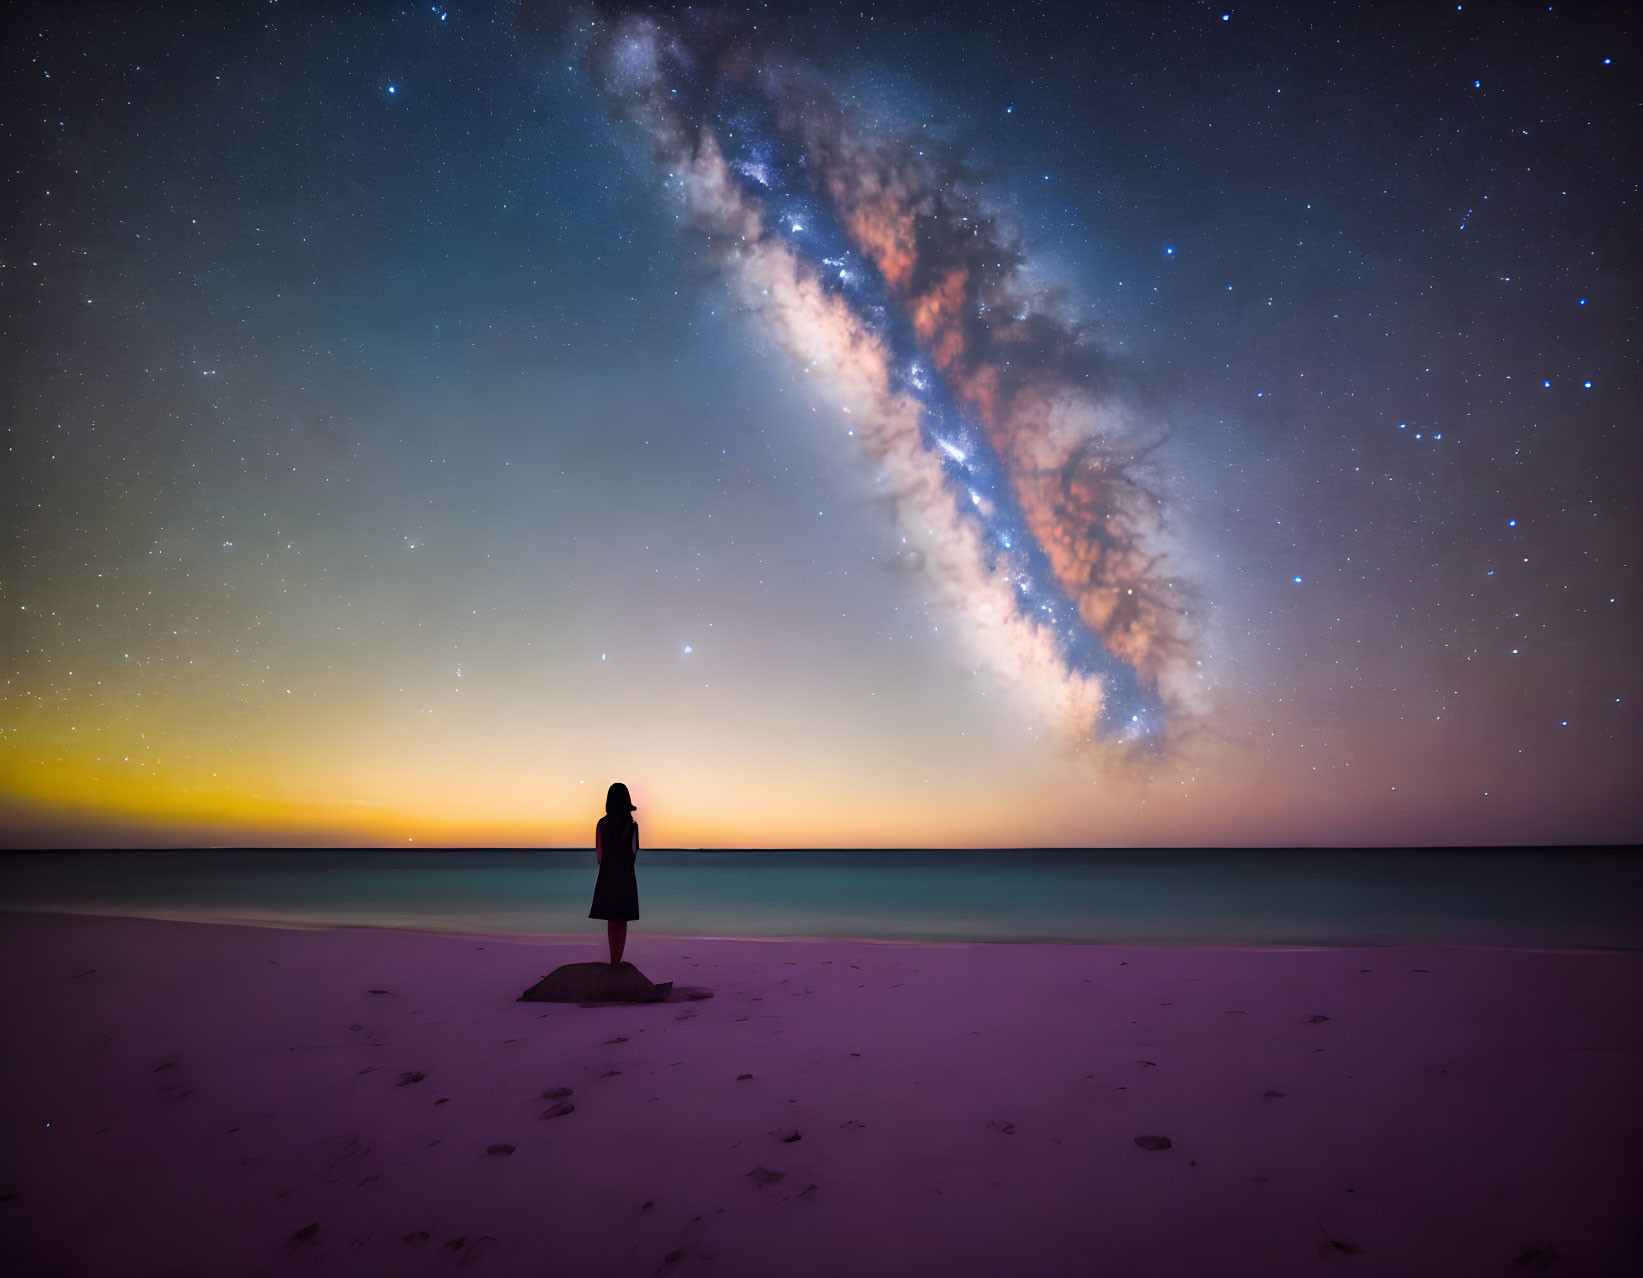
[1513,1247,1563,1274]
[1134,1135,1172,1151]
[540,1102,575,1120]
[485,1144,515,1157]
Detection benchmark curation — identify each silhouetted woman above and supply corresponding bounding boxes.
[589,782,640,968]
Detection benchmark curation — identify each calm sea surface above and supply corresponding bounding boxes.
[1,849,1638,949]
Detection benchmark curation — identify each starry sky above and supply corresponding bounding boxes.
[4,1,1639,849]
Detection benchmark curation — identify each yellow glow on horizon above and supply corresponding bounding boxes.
[4,672,1509,849]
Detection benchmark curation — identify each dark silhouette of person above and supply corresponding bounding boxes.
[588,782,640,967]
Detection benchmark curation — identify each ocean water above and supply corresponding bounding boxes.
[1,848,1639,949]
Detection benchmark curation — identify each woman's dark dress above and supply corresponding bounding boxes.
[588,815,640,921]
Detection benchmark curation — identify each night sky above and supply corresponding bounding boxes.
[4,1,1639,849]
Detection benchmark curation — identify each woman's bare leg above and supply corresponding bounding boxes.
[607,920,627,966]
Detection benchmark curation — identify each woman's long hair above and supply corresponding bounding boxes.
[605,782,636,821]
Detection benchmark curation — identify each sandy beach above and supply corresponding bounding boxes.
[1,912,1638,1277]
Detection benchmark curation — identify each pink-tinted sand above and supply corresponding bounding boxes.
[0,912,1638,1278]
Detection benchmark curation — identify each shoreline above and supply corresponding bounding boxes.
[2,911,1639,1276]
[4,907,1637,954]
